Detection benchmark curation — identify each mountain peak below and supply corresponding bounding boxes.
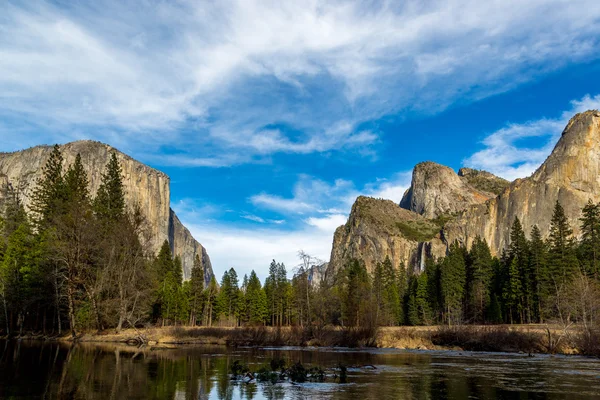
[400,161,506,219]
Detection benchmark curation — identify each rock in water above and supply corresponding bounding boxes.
[0,140,213,282]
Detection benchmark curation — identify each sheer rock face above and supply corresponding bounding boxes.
[0,140,212,281]
[307,262,329,287]
[329,111,600,275]
[445,110,600,255]
[329,196,446,275]
[399,162,507,219]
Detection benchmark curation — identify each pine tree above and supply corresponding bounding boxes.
[93,152,126,222]
[406,275,420,326]
[0,221,41,335]
[154,240,175,278]
[440,243,466,325]
[173,255,183,287]
[217,268,239,326]
[467,236,493,323]
[507,217,530,323]
[382,256,401,325]
[188,255,205,326]
[245,271,268,324]
[265,260,278,326]
[397,261,408,324]
[503,256,523,324]
[415,270,432,325]
[529,225,549,322]
[342,259,371,327]
[53,154,96,337]
[203,276,219,327]
[64,154,90,205]
[579,199,600,277]
[30,144,65,227]
[548,201,579,290]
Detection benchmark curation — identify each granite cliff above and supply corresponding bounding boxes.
[399,162,508,219]
[0,140,212,282]
[330,196,447,275]
[329,110,600,274]
[445,110,600,254]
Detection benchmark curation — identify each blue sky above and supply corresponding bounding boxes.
[2,0,600,280]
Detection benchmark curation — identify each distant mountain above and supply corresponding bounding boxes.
[0,140,213,283]
[329,110,600,275]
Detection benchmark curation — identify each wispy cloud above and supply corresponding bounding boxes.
[464,94,600,180]
[3,0,600,165]
[241,213,266,223]
[179,171,412,278]
[184,221,334,281]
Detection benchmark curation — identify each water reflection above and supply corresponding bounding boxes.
[1,340,599,399]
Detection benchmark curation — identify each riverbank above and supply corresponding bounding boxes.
[12,324,597,356]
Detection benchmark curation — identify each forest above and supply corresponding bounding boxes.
[1,145,599,338]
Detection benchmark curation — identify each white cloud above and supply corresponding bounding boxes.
[464,94,600,180]
[3,0,600,164]
[175,171,413,278]
[250,174,355,214]
[305,214,348,232]
[241,214,266,223]
[249,193,314,214]
[185,222,334,281]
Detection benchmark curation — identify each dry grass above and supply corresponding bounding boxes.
[431,325,546,353]
[51,324,595,356]
[67,325,379,348]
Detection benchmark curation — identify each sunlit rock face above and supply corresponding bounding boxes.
[329,110,600,275]
[0,140,213,282]
[445,110,600,254]
[329,196,446,276]
[400,162,508,219]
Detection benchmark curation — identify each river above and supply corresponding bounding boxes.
[1,340,599,399]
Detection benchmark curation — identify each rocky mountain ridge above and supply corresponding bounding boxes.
[399,162,509,219]
[329,110,600,275]
[0,140,212,282]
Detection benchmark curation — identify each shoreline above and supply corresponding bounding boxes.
[3,324,590,356]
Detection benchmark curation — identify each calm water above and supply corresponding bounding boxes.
[1,340,600,399]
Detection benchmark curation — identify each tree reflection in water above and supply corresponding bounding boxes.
[1,340,600,399]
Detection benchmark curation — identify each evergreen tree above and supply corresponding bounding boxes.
[503,256,523,324]
[579,199,600,277]
[217,268,239,326]
[529,225,549,322]
[0,221,41,335]
[342,259,371,327]
[548,201,579,290]
[53,154,97,337]
[440,243,466,325]
[415,270,432,325]
[265,260,279,326]
[406,275,420,326]
[203,276,219,327]
[244,271,268,325]
[154,240,175,278]
[30,144,65,227]
[397,261,408,323]
[64,154,90,205]
[93,152,126,222]
[507,217,530,323]
[188,255,205,326]
[173,255,183,287]
[467,236,493,323]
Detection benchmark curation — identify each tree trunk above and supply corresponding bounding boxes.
[67,283,77,338]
